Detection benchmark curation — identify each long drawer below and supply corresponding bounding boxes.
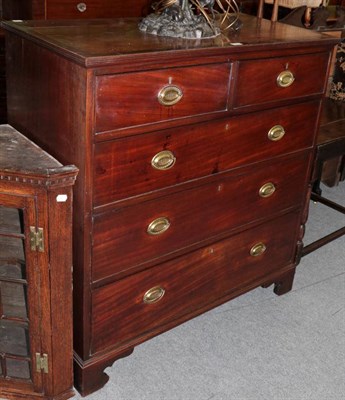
[92,151,311,282]
[91,211,299,353]
[93,101,319,206]
[95,63,231,133]
[234,53,329,108]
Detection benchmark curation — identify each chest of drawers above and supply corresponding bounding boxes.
[2,14,338,396]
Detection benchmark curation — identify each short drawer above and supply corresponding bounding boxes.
[92,152,311,282]
[91,211,299,353]
[46,0,147,19]
[93,101,319,206]
[234,53,329,108]
[95,63,231,133]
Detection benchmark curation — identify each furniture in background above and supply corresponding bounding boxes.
[1,0,151,20]
[257,0,325,23]
[0,125,78,399]
[257,0,345,29]
[0,0,6,124]
[302,98,345,256]
[2,15,337,396]
[0,0,151,124]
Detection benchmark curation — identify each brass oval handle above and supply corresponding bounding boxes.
[151,150,176,171]
[77,2,87,12]
[158,85,183,106]
[259,182,276,198]
[277,70,295,88]
[143,286,165,304]
[250,242,267,257]
[147,217,170,236]
[268,125,285,142]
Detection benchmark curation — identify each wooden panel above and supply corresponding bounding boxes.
[234,53,330,108]
[93,101,319,206]
[95,63,231,133]
[2,0,37,20]
[46,0,151,19]
[92,152,311,282]
[91,211,299,353]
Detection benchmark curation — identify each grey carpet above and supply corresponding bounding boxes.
[72,181,345,400]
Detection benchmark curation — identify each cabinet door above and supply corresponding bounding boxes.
[0,193,44,395]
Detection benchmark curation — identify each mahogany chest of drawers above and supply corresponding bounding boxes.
[2,14,338,396]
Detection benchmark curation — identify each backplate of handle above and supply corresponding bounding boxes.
[143,286,165,304]
[158,85,183,106]
[147,217,171,236]
[268,125,285,141]
[77,2,87,12]
[151,150,176,171]
[276,70,295,88]
[250,242,267,257]
[259,182,276,198]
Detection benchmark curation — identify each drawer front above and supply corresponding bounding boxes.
[91,212,299,353]
[234,53,329,108]
[92,152,311,282]
[95,63,231,133]
[94,101,319,206]
[46,0,149,19]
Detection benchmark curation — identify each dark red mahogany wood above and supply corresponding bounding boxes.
[2,0,151,20]
[2,14,338,396]
[0,0,151,125]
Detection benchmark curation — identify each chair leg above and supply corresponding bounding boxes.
[312,178,322,196]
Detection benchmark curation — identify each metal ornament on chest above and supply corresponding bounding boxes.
[139,0,242,39]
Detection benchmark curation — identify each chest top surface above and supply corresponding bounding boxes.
[1,14,339,67]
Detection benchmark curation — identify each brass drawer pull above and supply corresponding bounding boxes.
[147,217,170,236]
[268,125,285,141]
[277,70,295,88]
[259,182,276,198]
[151,150,176,171]
[158,85,183,106]
[77,2,87,12]
[250,242,267,257]
[143,286,165,304]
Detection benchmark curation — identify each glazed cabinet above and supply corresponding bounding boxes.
[2,15,338,397]
[0,125,78,400]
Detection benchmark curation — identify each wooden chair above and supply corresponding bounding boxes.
[302,98,345,256]
[257,0,328,25]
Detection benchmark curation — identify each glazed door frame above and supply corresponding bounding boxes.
[0,191,45,395]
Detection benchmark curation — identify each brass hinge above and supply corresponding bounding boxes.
[30,227,44,252]
[35,353,49,374]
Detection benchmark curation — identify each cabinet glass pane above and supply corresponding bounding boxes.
[0,256,26,280]
[0,320,29,357]
[0,281,28,319]
[0,206,24,235]
[7,358,31,380]
[0,205,31,381]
